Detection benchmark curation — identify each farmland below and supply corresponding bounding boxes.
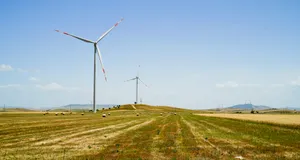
[1,105,300,159]
[197,114,300,125]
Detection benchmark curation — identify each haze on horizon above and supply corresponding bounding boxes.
[1,0,300,109]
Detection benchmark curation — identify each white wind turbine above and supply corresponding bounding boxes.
[124,66,148,104]
[55,18,124,113]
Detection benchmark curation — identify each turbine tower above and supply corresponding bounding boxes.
[55,18,124,113]
[125,66,148,104]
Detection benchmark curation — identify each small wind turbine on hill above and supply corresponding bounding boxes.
[55,18,124,113]
[125,65,148,104]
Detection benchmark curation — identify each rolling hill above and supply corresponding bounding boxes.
[119,104,191,112]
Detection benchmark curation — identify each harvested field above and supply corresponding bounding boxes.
[1,106,300,159]
[197,114,300,125]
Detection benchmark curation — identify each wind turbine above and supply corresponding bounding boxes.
[125,66,148,104]
[55,18,124,113]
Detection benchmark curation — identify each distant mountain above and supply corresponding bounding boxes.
[228,104,271,110]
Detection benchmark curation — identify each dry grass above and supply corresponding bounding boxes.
[197,113,300,125]
[1,106,300,159]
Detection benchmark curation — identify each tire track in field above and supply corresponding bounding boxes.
[151,114,185,159]
[89,116,163,160]
[2,118,154,160]
[43,117,143,144]
[67,118,157,159]
[0,117,93,130]
[1,114,135,132]
[1,117,139,147]
[190,118,253,154]
[197,120,233,133]
[175,120,184,155]
[0,117,101,137]
[194,116,295,152]
[35,119,146,146]
[184,118,213,134]
[59,118,154,148]
[150,115,169,160]
[182,118,220,152]
[179,116,206,149]
[185,115,256,158]
[189,115,297,159]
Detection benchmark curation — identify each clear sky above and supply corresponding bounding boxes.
[1,0,300,109]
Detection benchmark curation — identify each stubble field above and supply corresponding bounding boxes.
[197,113,300,125]
[1,105,300,160]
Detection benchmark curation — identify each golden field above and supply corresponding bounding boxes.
[197,113,300,125]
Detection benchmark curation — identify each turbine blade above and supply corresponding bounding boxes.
[124,78,136,82]
[138,78,148,88]
[96,18,124,43]
[95,45,107,81]
[55,30,94,43]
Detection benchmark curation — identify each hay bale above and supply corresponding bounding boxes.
[174,113,177,115]
[160,113,163,116]
[55,113,58,116]
[102,114,107,117]
[136,114,139,116]
[108,113,111,116]
[81,113,84,115]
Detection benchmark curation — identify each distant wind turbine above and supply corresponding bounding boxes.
[125,65,148,104]
[55,18,124,113]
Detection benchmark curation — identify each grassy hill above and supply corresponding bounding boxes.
[119,104,191,112]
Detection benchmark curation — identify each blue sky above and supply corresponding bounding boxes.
[1,0,300,109]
